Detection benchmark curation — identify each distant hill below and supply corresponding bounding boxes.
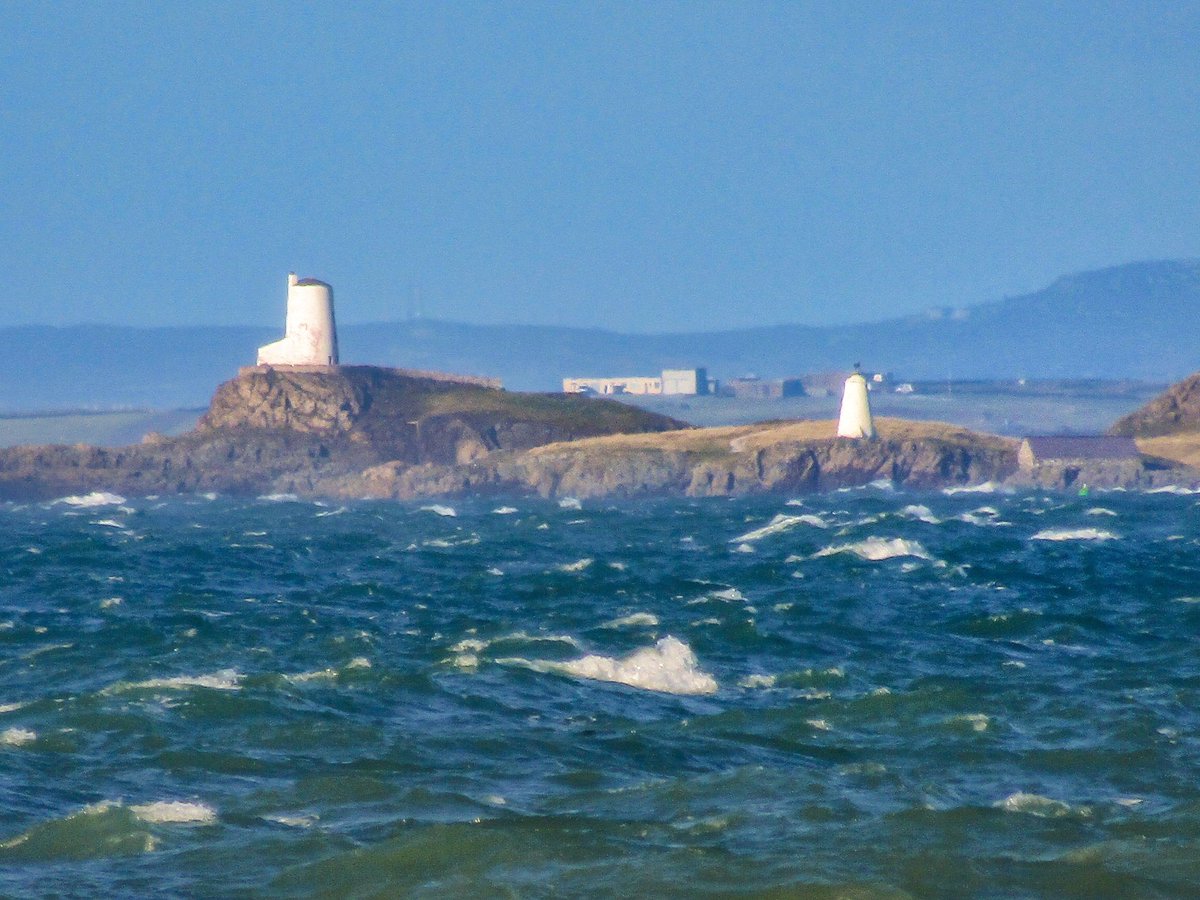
[5,259,1199,411]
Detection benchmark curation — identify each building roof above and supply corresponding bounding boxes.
[1022,435,1140,461]
[294,278,330,287]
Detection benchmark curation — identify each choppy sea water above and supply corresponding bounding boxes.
[3,486,1200,897]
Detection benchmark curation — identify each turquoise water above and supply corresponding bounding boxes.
[3,488,1200,897]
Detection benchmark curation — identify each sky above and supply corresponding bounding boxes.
[2,1,1198,331]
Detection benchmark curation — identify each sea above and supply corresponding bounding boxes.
[2,485,1199,898]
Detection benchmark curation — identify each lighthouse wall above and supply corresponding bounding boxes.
[257,274,339,367]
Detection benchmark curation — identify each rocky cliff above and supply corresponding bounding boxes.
[316,418,1022,500]
[1110,371,1200,437]
[0,366,685,500]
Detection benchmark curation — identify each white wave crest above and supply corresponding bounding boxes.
[1031,528,1119,542]
[943,482,1001,495]
[558,558,593,573]
[1,727,36,747]
[257,493,299,502]
[503,636,717,695]
[420,504,457,517]
[110,669,243,693]
[814,537,933,562]
[1147,485,1200,495]
[492,506,519,515]
[732,513,828,543]
[130,801,217,825]
[996,792,1088,819]
[558,497,583,510]
[602,613,660,629]
[901,505,941,524]
[54,491,126,508]
[1086,507,1118,517]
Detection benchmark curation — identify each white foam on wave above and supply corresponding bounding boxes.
[1,727,36,747]
[733,543,755,554]
[738,674,777,689]
[1086,507,1118,517]
[602,612,660,629]
[265,813,318,828]
[315,506,347,517]
[100,597,123,609]
[92,518,126,529]
[492,506,519,515]
[1147,485,1200,495]
[558,557,593,573]
[258,493,299,503]
[558,497,583,510]
[130,801,217,825]
[54,491,126,508]
[996,792,1088,819]
[950,713,991,732]
[0,701,29,714]
[814,537,933,562]
[901,504,942,524]
[501,636,717,695]
[731,513,828,544]
[943,482,1001,495]
[1031,527,1119,542]
[109,669,243,693]
[420,504,457,517]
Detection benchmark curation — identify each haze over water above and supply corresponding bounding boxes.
[3,488,1199,895]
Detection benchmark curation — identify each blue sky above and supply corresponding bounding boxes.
[3,2,1198,330]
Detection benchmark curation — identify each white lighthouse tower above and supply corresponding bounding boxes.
[257,273,339,367]
[836,365,876,439]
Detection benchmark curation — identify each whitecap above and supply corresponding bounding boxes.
[501,636,717,695]
[943,482,1000,495]
[950,713,991,732]
[996,792,1087,819]
[284,668,338,683]
[558,497,583,510]
[601,612,659,629]
[265,813,318,828]
[54,491,126,508]
[558,558,593,573]
[110,669,242,693]
[315,507,347,517]
[733,543,755,554]
[739,674,777,689]
[731,513,828,543]
[100,597,123,609]
[492,506,519,515]
[0,727,36,747]
[130,801,216,825]
[1031,528,1119,542]
[1147,485,1200,495]
[901,504,942,524]
[257,493,299,502]
[1086,507,1118,517]
[0,701,29,714]
[807,719,832,731]
[420,504,457,517]
[708,587,746,602]
[346,657,371,669]
[814,537,933,562]
[92,519,126,529]
[486,567,504,576]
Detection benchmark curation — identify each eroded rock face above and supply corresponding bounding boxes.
[0,367,686,501]
[1110,372,1200,437]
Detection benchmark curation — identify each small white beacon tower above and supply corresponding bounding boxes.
[836,364,876,439]
[256,273,339,366]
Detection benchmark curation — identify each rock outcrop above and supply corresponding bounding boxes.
[0,366,685,501]
[1110,371,1200,437]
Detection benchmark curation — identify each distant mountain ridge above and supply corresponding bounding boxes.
[5,259,1199,411]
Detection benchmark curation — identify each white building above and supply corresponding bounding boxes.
[563,367,708,397]
[836,369,876,439]
[257,273,339,367]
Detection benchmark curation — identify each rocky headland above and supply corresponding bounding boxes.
[2,364,1197,502]
[1109,372,1200,472]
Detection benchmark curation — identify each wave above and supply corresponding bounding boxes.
[419,504,457,517]
[1,727,36,747]
[731,513,828,543]
[901,504,942,524]
[129,801,216,825]
[601,612,659,629]
[943,482,1002,495]
[107,669,243,693]
[996,792,1089,819]
[257,493,300,502]
[492,506,519,515]
[53,491,126,508]
[557,558,594,573]
[1031,528,1119,542]
[1147,485,1200,495]
[814,537,933,562]
[500,636,718,695]
[558,497,583,510]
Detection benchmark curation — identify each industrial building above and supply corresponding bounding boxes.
[563,368,710,397]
